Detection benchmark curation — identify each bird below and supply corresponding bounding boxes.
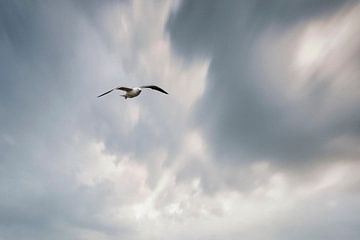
[97,85,168,99]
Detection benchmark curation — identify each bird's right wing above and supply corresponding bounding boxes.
[140,85,168,94]
[97,89,115,98]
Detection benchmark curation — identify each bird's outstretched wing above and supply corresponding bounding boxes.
[116,87,132,92]
[97,88,115,98]
[97,87,132,98]
[140,85,168,94]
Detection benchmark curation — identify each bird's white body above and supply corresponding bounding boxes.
[124,88,141,98]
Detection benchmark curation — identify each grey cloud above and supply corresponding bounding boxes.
[272,196,360,240]
[1,0,360,239]
[167,0,356,59]
[167,0,360,166]
[0,1,137,239]
[0,0,191,238]
[0,0,175,162]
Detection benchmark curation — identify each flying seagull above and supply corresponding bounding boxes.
[97,85,168,99]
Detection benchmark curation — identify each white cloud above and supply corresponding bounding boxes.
[100,0,209,109]
[258,2,360,117]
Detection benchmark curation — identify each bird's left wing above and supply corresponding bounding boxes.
[97,86,133,98]
[140,85,168,94]
[97,88,115,98]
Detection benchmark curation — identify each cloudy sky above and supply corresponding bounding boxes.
[1,0,360,239]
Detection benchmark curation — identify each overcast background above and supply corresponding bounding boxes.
[1,0,360,239]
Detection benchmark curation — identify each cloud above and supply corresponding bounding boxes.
[165,1,360,238]
[0,0,208,239]
[1,0,360,239]
[168,0,360,166]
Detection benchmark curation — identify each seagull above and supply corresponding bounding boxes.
[97,85,168,99]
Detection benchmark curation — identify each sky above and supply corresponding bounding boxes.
[0,0,360,239]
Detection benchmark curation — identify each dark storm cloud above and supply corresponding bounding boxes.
[167,0,360,165]
[167,0,355,59]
